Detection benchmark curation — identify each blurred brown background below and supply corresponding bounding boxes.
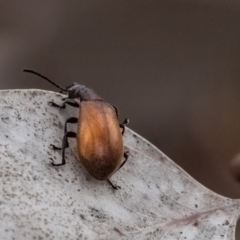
[0,0,240,202]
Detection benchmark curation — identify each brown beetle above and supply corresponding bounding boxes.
[23,69,129,189]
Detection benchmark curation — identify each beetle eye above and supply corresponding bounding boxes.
[69,91,75,99]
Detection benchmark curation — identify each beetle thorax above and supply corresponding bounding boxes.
[68,83,102,101]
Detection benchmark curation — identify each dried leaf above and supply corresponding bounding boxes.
[0,90,239,239]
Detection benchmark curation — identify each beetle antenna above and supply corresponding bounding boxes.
[22,69,69,92]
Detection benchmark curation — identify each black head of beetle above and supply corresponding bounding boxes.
[22,69,102,102]
[66,83,102,101]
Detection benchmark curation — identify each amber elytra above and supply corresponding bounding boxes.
[23,69,129,189]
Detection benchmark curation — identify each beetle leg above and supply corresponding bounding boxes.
[50,144,62,150]
[50,117,78,166]
[117,151,129,171]
[63,117,78,131]
[106,152,129,190]
[51,132,77,166]
[119,118,130,135]
[106,179,121,190]
[50,117,78,150]
[49,100,79,109]
[112,105,118,117]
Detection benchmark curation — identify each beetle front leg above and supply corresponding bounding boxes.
[49,100,79,109]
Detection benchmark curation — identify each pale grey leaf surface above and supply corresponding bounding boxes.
[0,89,239,240]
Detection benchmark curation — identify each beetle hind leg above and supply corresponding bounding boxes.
[107,179,121,190]
[106,152,129,190]
[117,151,129,171]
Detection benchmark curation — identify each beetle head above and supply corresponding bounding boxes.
[67,83,102,101]
[22,70,103,102]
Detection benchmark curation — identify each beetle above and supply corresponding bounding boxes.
[23,69,129,189]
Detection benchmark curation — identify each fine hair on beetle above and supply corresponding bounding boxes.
[23,69,129,190]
